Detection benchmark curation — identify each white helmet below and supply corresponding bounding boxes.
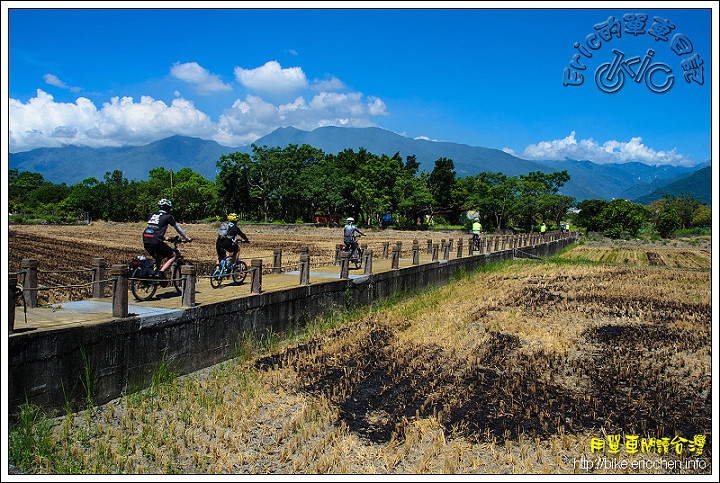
[346,217,354,223]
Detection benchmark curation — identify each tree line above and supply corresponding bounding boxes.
[8,143,711,238]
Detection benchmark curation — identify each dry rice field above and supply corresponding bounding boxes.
[6,224,714,476]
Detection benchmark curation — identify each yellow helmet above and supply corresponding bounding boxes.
[227,213,238,222]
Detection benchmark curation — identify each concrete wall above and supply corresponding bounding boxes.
[7,235,577,416]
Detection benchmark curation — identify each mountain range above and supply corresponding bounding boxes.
[9,126,711,204]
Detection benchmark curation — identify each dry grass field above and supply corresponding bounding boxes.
[6,224,714,475]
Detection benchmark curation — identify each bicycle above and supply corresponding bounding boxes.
[128,236,193,301]
[209,240,249,288]
[342,235,364,269]
[471,233,483,251]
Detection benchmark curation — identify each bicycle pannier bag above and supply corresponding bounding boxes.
[132,256,156,277]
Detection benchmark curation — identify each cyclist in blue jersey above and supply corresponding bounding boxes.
[215,212,250,265]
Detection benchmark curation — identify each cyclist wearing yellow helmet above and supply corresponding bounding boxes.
[216,212,250,265]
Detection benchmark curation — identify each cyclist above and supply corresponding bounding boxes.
[142,198,192,278]
[216,212,250,266]
[343,217,364,255]
[471,218,483,250]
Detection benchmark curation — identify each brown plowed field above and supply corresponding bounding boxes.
[6,225,713,475]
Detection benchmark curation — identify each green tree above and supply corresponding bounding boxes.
[277,144,325,223]
[395,156,433,227]
[8,170,45,211]
[539,194,576,230]
[306,153,353,223]
[601,199,648,238]
[170,168,216,222]
[427,157,462,223]
[659,193,700,230]
[427,157,456,208]
[575,199,609,232]
[691,204,711,228]
[215,151,254,219]
[655,207,681,238]
[333,148,366,222]
[516,170,571,231]
[97,170,136,222]
[60,178,102,220]
[354,152,404,226]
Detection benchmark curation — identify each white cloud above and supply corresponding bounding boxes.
[9,89,216,150]
[170,62,232,95]
[43,74,67,88]
[9,83,387,153]
[43,73,82,93]
[312,76,345,92]
[11,90,692,169]
[512,131,695,167]
[366,96,388,117]
[234,60,308,95]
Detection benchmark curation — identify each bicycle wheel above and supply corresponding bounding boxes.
[351,249,362,269]
[210,262,225,288]
[129,269,157,301]
[232,260,248,284]
[171,262,184,293]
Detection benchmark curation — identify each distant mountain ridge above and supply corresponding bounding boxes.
[633,166,711,205]
[9,126,710,203]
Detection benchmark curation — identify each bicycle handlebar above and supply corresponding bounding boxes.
[168,235,191,244]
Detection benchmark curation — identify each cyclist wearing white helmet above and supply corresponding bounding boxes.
[343,217,364,254]
[215,212,250,265]
[142,198,192,277]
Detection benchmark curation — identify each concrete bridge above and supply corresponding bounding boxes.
[7,232,578,416]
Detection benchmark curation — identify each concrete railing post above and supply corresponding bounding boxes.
[92,257,107,298]
[9,272,17,334]
[251,259,263,294]
[412,240,420,265]
[273,248,283,274]
[426,239,432,255]
[335,244,345,265]
[339,252,350,279]
[396,241,403,259]
[299,253,310,285]
[181,264,196,307]
[456,238,463,258]
[443,241,450,260]
[363,249,373,275]
[494,237,500,252]
[468,237,474,256]
[432,243,439,261]
[391,245,400,269]
[20,258,39,308]
[110,264,128,318]
[382,242,389,259]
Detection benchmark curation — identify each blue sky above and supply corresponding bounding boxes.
[3,2,717,167]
